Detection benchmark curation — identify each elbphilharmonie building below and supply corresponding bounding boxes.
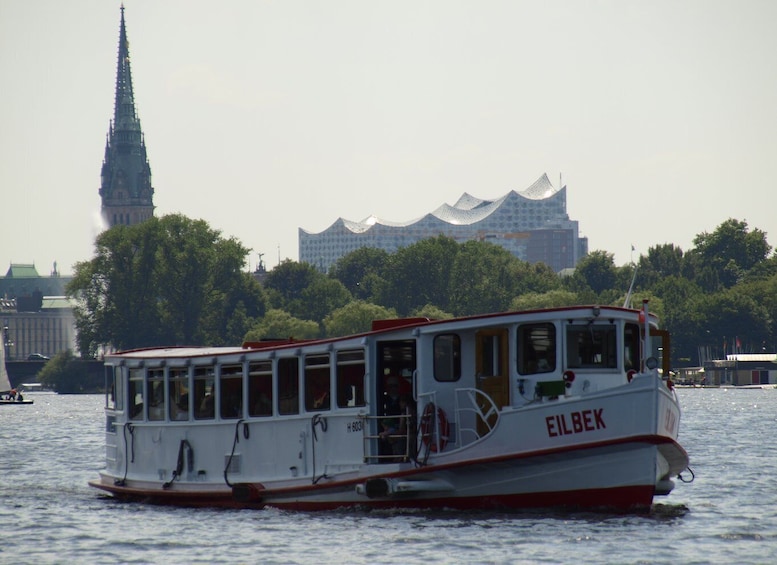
[299,174,587,273]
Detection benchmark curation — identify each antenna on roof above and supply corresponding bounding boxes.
[623,245,638,308]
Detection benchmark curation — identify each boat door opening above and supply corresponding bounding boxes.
[475,328,508,434]
[375,341,416,461]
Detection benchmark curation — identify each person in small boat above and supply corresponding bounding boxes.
[16,392,23,402]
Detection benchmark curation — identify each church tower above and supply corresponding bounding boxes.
[100,6,155,228]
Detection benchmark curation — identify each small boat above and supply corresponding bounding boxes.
[0,396,33,406]
[0,343,34,406]
[89,301,690,512]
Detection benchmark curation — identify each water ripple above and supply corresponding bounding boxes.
[2,391,777,563]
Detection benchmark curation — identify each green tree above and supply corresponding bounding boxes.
[449,241,531,316]
[323,301,397,337]
[737,274,777,348]
[68,222,163,354]
[410,304,454,320]
[244,309,319,341]
[565,250,617,297]
[698,288,772,355]
[329,247,390,300]
[510,289,581,311]
[377,236,459,315]
[222,301,254,345]
[37,350,102,393]
[300,277,353,325]
[264,260,326,317]
[689,218,772,289]
[201,238,268,345]
[650,276,705,365]
[637,244,685,289]
[67,214,265,354]
[742,254,777,283]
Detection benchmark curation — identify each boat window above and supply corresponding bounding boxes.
[278,357,300,415]
[518,323,556,375]
[147,368,165,421]
[219,364,244,419]
[106,365,124,410]
[434,334,461,382]
[169,367,189,421]
[624,323,640,371]
[305,354,331,412]
[193,366,216,420]
[248,360,273,417]
[566,324,618,369]
[128,368,144,420]
[336,349,365,408]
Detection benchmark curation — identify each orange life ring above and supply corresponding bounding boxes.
[420,402,450,452]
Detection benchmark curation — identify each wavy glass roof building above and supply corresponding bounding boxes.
[299,173,588,273]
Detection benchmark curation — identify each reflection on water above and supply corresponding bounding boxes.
[1,389,777,564]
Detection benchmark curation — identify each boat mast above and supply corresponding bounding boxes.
[641,299,651,372]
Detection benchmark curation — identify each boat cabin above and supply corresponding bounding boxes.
[101,306,667,480]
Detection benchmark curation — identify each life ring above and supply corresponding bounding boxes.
[420,402,450,452]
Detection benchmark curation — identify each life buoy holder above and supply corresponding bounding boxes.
[420,402,450,452]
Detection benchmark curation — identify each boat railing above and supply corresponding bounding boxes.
[454,387,499,447]
[361,413,415,464]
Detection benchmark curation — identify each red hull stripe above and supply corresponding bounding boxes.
[90,480,655,512]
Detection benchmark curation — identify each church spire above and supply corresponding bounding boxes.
[114,5,135,128]
[99,5,155,228]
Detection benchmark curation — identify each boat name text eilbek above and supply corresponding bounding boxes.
[546,408,606,437]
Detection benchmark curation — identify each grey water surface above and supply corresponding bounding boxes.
[1,388,774,564]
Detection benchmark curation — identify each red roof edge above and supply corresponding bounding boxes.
[371,317,431,331]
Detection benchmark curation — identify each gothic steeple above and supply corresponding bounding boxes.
[100,5,155,228]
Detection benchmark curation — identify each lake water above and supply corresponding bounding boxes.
[1,388,775,564]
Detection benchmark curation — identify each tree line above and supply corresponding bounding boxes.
[66,214,777,369]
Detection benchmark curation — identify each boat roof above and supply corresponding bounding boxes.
[105,305,652,363]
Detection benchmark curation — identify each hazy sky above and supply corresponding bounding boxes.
[2,1,776,276]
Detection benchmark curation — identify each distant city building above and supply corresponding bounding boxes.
[0,263,70,301]
[1,264,76,361]
[299,174,588,273]
[99,6,155,228]
[703,354,777,386]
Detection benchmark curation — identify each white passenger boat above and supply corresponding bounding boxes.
[89,301,690,512]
